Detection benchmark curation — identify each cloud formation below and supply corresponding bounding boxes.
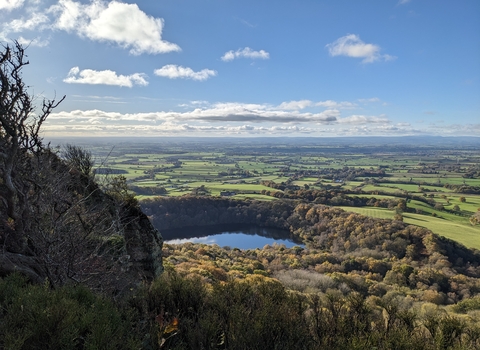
[338,114,389,124]
[278,100,312,110]
[0,0,24,11]
[154,65,217,81]
[0,9,50,43]
[64,67,148,87]
[46,116,469,138]
[47,103,341,125]
[277,100,357,110]
[50,0,180,55]
[221,47,270,61]
[316,100,357,109]
[326,34,395,63]
[4,12,49,32]
[43,99,480,137]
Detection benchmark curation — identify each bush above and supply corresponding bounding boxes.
[274,269,336,292]
[0,274,139,349]
[452,296,480,313]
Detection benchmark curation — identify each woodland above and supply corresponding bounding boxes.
[2,43,480,349]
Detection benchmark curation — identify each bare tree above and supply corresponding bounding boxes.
[62,144,94,177]
[0,41,64,252]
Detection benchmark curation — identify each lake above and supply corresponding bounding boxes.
[162,224,303,250]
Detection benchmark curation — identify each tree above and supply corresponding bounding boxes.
[394,213,404,222]
[0,41,65,252]
[434,203,444,211]
[470,212,480,226]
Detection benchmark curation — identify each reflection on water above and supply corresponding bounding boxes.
[163,225,303,250]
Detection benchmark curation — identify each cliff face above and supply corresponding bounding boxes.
[77,202,164,295]
[123,204,164,279]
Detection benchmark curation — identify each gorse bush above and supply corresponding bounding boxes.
[3,271,480,349]
[0,274,139,350]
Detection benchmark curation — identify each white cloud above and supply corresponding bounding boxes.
[17,35,49,47]
[44,105,479,137]
[326,34,395,63]
[277,100,357,110]
[0,0,24,11]
[0,10,50,41]
[43,119,319,137]
[338,114,390,124]
[221,47,270,61]
[278,100,312,110]
[47,104,339,124]
[64,67,148,87]
[50,0,180,55]
[398,0,411,5]
[154,65,217,81]
[4,12,49,31]
[316,100,357,109]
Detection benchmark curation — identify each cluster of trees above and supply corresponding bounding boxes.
[463,166,480,179]
[300,166,387,181]
[218,168,254,178]
[255,182,439,211]
[262,188,404,208]
[128,185,167,196]
[143,196,480,303]
[141,196,294,231]
[443,184,480,194]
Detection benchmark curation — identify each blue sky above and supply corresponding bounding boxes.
[1,0,479,137]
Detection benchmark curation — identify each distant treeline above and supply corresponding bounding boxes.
[94,168,128,175]
[257,185,435,210]
[443,184,480,194]
[128,185,167,196]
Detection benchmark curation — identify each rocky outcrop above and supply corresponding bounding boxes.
[0,154,163,295]
[123,204,164,279]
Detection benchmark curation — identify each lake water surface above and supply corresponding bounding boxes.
[163,225,303,250]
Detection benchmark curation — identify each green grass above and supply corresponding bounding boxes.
[447,195,480,213]
[403,213,480,250]
[339,206,394,220]
[339,206,480,250]
[383,183,423,192]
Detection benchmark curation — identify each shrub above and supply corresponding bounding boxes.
[0,274,139,350]
[452,296,480,313]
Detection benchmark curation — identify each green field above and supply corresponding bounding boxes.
[87,140,480,249]
[340,206,480,250]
